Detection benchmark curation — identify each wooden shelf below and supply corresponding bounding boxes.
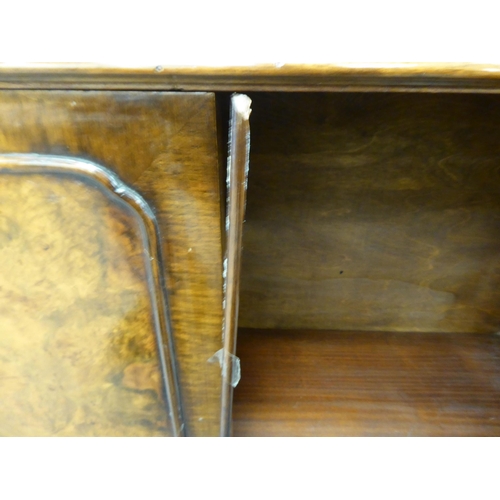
[233,329,500,436]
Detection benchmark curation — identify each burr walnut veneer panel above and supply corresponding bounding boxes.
[0,155,180,436]
[0,92,224,436]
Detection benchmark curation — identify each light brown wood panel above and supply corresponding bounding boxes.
[239,92,500,333]
[233,329,500,437]
[0,91,224,436]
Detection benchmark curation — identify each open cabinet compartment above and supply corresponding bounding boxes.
[231,92,500,436]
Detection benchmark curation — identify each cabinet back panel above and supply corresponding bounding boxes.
[239,93,500,333]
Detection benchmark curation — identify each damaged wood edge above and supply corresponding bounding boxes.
[220,95,251,437]
[0,153,186,437]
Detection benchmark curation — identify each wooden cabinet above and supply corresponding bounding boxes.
[0,65,499,436]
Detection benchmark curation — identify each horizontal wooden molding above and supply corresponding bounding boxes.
[3,63,500,92]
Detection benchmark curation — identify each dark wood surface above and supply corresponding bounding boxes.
[239,92,500,334]
[4,63,500,92]
[0,91,224,436]
[233,328,500,436]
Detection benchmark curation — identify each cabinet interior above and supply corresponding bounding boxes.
[231,92,500,436]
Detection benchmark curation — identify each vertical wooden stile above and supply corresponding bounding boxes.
[220,94,252,436]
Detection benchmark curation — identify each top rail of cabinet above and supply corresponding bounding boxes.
[3,63,500,93]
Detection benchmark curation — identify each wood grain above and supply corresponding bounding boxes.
[233,329,500,436]
[239,92,500,334]
[0,91,224,436]
[4,63,500,92]
[0,161,176,436]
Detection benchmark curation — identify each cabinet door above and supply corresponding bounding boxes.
[0,91,224,436]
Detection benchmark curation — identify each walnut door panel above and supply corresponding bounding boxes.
[0,92,224,436]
